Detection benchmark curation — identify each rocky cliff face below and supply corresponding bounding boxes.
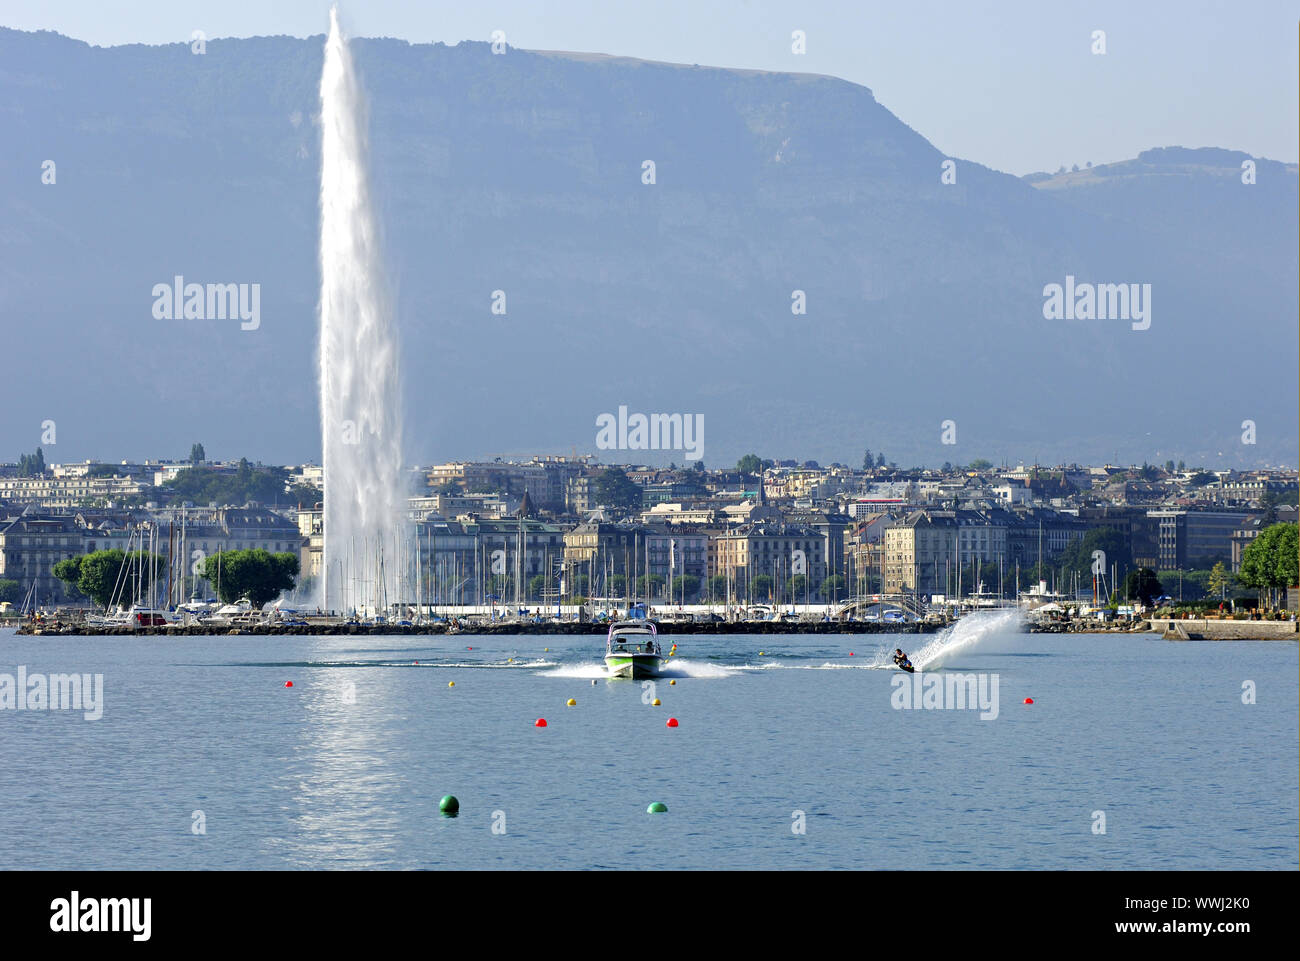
[1,28,1294,468]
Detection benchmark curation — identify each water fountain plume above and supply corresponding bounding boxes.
[319,6,407,614]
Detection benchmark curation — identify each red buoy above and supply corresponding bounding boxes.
[666,718,679,728]
[849,652,854,656]
[284,681,293,688]
[535,718,548,727]
[1024,697,1033,704]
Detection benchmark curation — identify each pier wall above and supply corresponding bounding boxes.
[18,620,945,638]
[1148,618,1298,641]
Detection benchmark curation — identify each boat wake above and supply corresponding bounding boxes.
[541,658,736,680]
[540,663,609,679]
[215,658,558,670]
[740,660,872,670]
[658,658,736,679]
[898,608,1023,671]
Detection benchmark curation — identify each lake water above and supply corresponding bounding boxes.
[1,611,1296,870]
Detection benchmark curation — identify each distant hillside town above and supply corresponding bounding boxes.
[1,447,1296,613]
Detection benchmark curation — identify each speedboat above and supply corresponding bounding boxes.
[604,619,665,679]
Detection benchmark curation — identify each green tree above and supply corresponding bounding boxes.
[669,574,700,600]
[201,549,299,607]
[1008,559,1050,590]
[1158,569,1209,602]
[17,448,46,477]
[975,561,1001,595]
[593,468,642,512]
[0,579,20,604]
[1188,471,1216,487]
[1239,523,1300,609]
[189,443,206,464]
[1164,460,1175,474]
[751,574,773,601]
[1058,527,1129,582]
[51,557,80,593]
[736,454,763,476]
[527,574,548,601]
[876,452,886,468]
[706,574,730,600]
[1206,561,1230,600]
[855,570,882,593]
[54,550,166,608]
[1260,489,1300,511]
[969,458,993,471]
[287,483,322,505]
[862,449,874,471]
[786,574,808,599]
[1123,567,1163,605]
[820,574,846,601]
[634,574,666,597]
[164,463,290,507]
[608,574,627,597]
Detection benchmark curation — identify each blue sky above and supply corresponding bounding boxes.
[1,0,1295,174]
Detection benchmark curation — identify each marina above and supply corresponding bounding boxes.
[19,614,946,637]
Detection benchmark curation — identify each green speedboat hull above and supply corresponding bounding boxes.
[604,653,665,679]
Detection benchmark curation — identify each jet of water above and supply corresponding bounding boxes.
[319,6,408,614]
[908,608,1023,671]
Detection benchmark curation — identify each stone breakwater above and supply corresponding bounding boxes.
[1150,618,1298,641]
[18,620,944,638]
[1023,617,1298,639]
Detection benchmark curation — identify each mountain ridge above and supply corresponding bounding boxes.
[0,26,1294,469]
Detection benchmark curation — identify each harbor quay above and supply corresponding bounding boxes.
[17,617,948,637]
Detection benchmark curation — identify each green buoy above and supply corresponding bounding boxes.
[646,802,668,814]
[439,795,460,816]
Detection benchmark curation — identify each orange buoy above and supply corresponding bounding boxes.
[1024,698,1034,704]
[535,718,548,727]
[284,681,293,688]
[666,718,679,728]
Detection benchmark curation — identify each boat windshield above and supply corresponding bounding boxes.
[607,621,660,654]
